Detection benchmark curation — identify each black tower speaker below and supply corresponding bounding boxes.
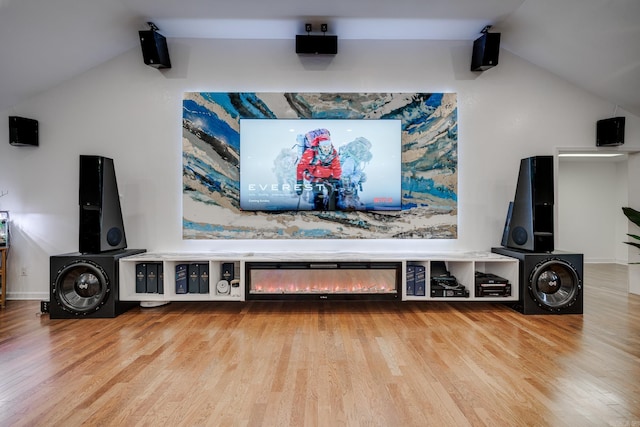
[50,249,145,319]
[296,35,338,55]
[139,30,171,69]
[471,32,500,71]
[492,247,583,314]
[79,155,127,254]
[9,116,39,147]
[596,117,625,147]
[502,156,554,252]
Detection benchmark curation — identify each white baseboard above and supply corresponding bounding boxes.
[584,258,626,264]
[7,292,49,301]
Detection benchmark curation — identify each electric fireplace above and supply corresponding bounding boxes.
[245,261,401,300]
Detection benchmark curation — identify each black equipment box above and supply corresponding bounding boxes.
[475,272,511,297]
[430,283,470,298]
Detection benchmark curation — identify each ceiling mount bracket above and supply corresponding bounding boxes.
[480,25,492,34]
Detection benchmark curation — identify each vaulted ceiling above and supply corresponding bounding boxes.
[1,0,638,116]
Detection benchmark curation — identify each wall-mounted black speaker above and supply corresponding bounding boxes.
[596,117,625,147]
[50,249,145,319]
[471,33,501,71]
[492,247,583,315]
[139,30,171,69]
[296,35,338,55]
[501,156,554,252]
[9,116,39,147]
[79,155,128,254]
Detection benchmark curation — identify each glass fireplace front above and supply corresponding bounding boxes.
[246,261,401,300]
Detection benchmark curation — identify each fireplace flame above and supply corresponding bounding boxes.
[250,269,397,294]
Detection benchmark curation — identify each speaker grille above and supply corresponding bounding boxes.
[471,33,500,71]
[9,116,39,147]
[139,30,171,68]
[296,35,338,55]
[596,117,625,146]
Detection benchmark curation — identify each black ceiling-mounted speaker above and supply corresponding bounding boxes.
[139,30,171,69]
[471,32,501,71]
[596,117,625,147]
[296,35,338,55]
[9,116,39,147]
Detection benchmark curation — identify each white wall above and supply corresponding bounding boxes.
[557,158,629,263]
[1,38,638,299]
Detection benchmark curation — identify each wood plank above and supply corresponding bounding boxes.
[0,264,639,426]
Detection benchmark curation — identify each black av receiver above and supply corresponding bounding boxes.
[430,285,470,298]
[475,272,511,297]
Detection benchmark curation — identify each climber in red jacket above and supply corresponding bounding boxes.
[295,130,342,210]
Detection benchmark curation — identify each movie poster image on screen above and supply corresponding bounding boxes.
[240,119,402,211]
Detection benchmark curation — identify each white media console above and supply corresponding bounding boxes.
[119,251,519,303]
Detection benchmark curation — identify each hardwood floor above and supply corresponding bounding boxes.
[1,264,639,426]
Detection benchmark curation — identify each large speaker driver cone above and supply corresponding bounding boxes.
[53,259,110,314]
[528,258,581,312]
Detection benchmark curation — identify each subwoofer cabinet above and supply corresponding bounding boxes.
[50,249,145,319]
[492,247,583,314]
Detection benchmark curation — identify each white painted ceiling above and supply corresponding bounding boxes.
[1,0,639,116]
